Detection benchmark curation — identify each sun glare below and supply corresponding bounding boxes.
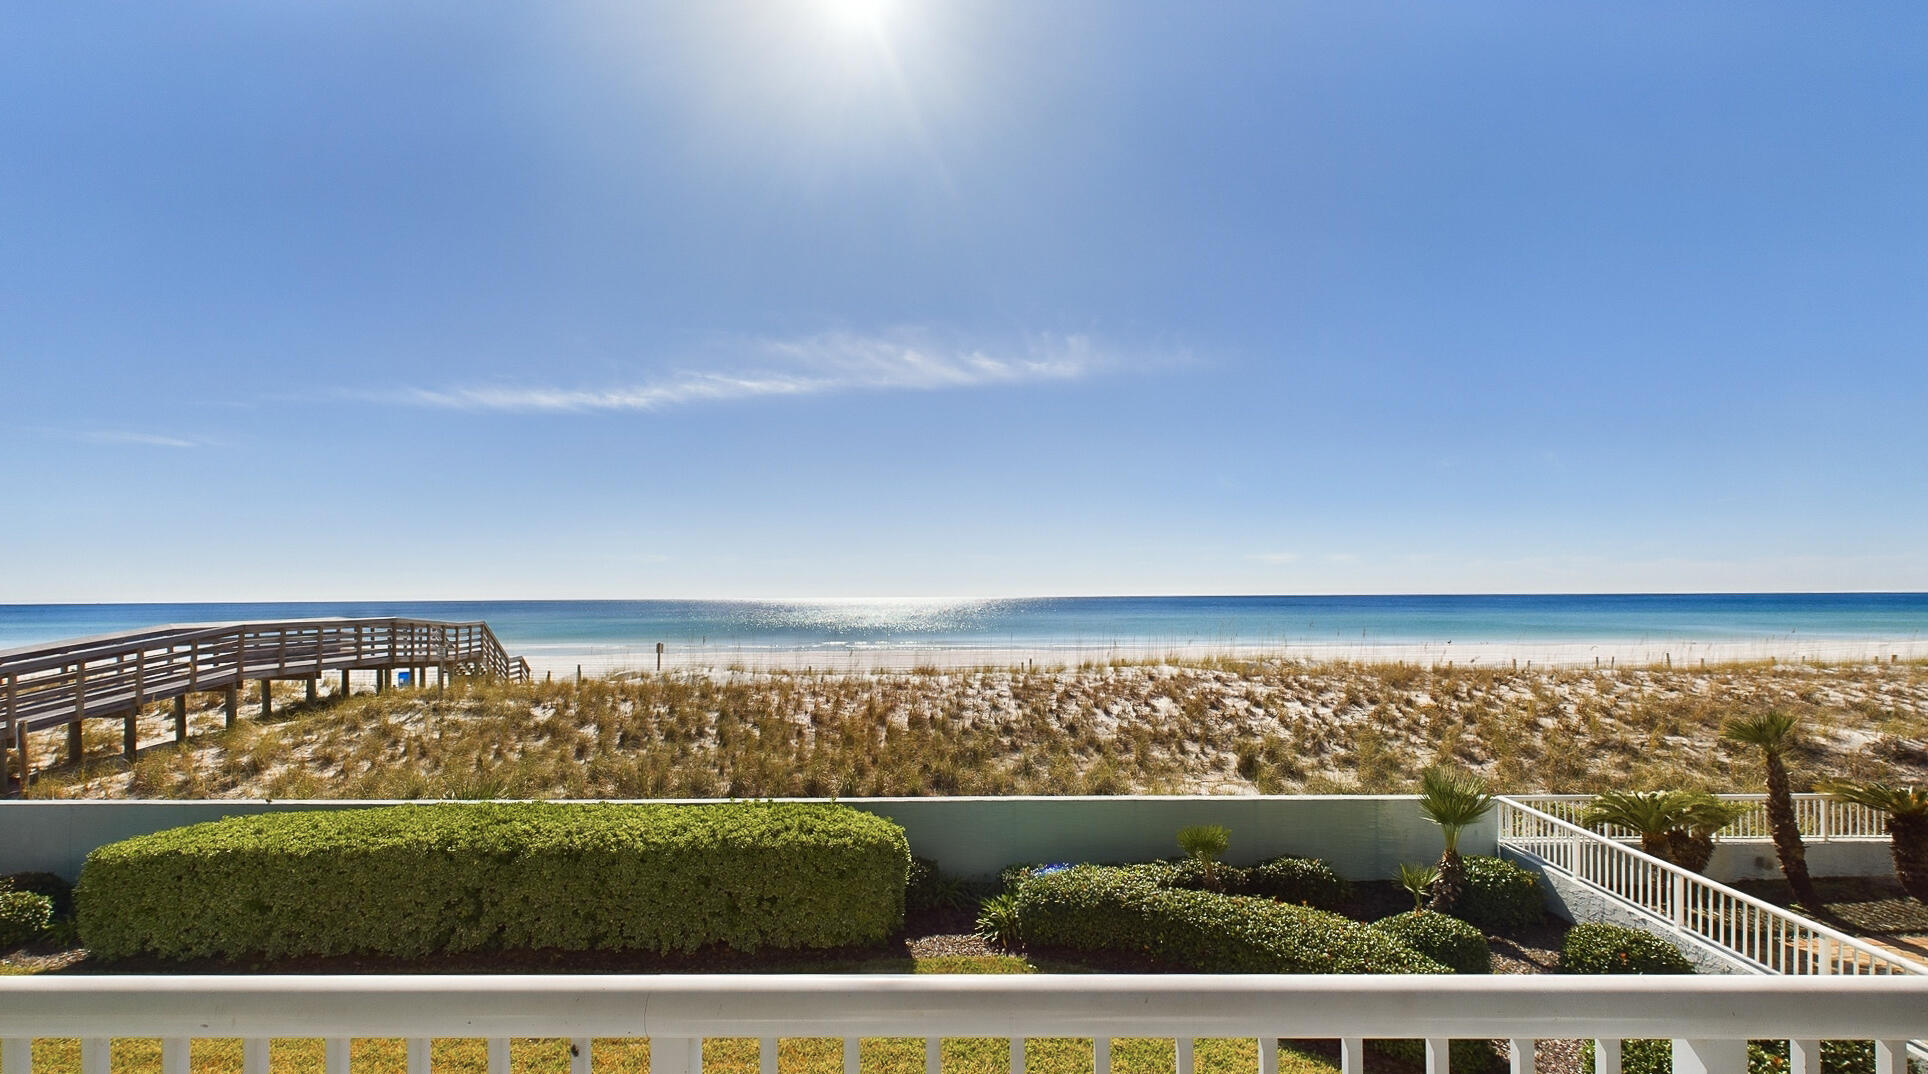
[822,0,890,36]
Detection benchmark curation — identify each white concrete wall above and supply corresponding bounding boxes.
[0,796,1489,882]
[1702,839,1895,884]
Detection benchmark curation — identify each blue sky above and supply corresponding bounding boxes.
[4,1,1926,601]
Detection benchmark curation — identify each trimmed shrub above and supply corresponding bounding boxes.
[2,872,74,919]
[1246,855,1350,910]
[1371,910,1491,974]
[1455,856,1542,932]
[1584,1039,1877,1074]
[0,890,53,949]
[1561,922,1694,975]
[77,802,909,961]
[1015,864,1447,974]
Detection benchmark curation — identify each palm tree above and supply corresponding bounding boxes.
[1418,765,1493,912]
[1581,791,1744,873]
[1817,780,1928,903]
[1664,794,1748,874]
[1720,712,1820,909]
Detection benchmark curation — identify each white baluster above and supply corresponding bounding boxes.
[1594,1039,1622,1074]
[245,1039,270,1074]
[1094,1038,1111,1074]
[1787,1040,1820,1074]
[1509,1040,1534,1074]
[1258,1037,1277,1074]
[1670,1040,1745,1074]
[1425,1038,1450,1074]
[1010,1038,1025,1074]
[571,1038,592,1074]
[3,1040,30,1074]
[761,1038,777,1074]
[162,1040,190,1074]
[926,1038,941,1074]
[487,1040,509,1074]
[653,1038,697,1074]
[1176,1037,1193,1074]
[1874,1041,1907,1074]
[843,1038,859,1074]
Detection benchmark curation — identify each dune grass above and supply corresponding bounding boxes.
[24,658,1928,799]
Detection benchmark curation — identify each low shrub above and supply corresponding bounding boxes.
[77,802,909,961]
[1584,1038,1878,1074]
[1455,856,1542,932]
[1371,911,1490,974]
[1015,864,1447,974]
[1245,854,1351,910]
[0,890,52,949]
[2,872,73,919]
[1561,922,1694,975]
[907,856,972,913]
[975,893,1022,948]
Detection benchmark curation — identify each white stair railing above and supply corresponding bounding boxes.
[0,974,1923,1074]
[1495,797,1923,976]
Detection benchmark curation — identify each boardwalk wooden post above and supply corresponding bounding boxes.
[307,677,318,704]
[67,719,83,765]
[225,687,239,727]
[341,668,351,696]
[123,711,138,760]
[13,720,29,791]
[174,696,188,742]
[259,679,273,719]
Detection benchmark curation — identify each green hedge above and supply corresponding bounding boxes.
[1371,911,1490,974]
[1014,864,1447,974]
[1456,856,1543,932]
[77,802,909,961]
[1244,855,1352,910]
[1561,922,1694,975]
[1585,1039,1879,1074]
[0,890,52,949]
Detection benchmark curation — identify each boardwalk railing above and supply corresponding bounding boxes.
[1495,797,1923,976]
[0,974,1922,1074]
[1,618,528,788]
[1502,793,1889,843]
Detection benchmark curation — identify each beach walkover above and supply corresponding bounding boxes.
[0,617,529,790]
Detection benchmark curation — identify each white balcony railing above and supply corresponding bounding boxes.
[1501,793,1889,843]
[0,975,1923,1074]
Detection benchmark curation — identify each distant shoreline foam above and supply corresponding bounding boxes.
[517,635,1928,676]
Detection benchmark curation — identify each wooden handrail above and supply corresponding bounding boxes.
[2,618,528,790]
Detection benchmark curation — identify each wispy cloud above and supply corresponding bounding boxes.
[392,331,1107,413]
[67,430,205,449]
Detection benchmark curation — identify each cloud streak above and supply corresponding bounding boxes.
[66,430,205,449]
[394,332,1105,413]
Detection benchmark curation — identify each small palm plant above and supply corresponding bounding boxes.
[1580,791,1745,874]
[1721,712,1821,909]
[1418,766,1493,912]
[1398,863,1439,912]
[1176,825,1232,890]
[1817,780,1928,904]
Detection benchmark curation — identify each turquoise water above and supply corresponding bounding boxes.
[2,594,1923,657]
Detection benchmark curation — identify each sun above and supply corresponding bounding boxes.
[821,0,891,36]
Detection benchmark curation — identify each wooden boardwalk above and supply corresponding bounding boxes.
[0,618,529,790]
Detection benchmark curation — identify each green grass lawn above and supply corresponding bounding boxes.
[7,955,1343,1074]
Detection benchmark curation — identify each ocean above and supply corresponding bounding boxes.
[2,594,1925,669]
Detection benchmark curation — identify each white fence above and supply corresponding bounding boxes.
[1495,797,1922,976]
[1501,794,1890,843]
[0,975,1923,1074]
